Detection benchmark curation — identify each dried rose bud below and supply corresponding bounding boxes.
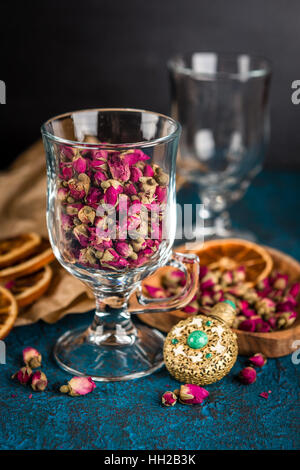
[257,277,271,291]
[239,319,256,332]
[94,170,107,185]
[104,186,120,206]
[60,144,76,159]
[61,164,73,180]
[267,316,277,330]
[155,186,167,203]
[78,206,96,225]
[154,168,169,186]
[249,353,267,368]
[123,149,150,165]
[182,303,199,314]
[255,297,276,315]
[73,156,87,174]
[143,164,154,177]
[222,270,233,285]
[259,392,270,399]
[31,371,48,392]
[60,376,96,396]
[73,224,89,247]
[199,265,208,279]
[58,187,69,201]
[200,290,215,306]
[130,166,143,183]
[273,273,289,290]
[179,384,209,405]
[161,391,177,407]
[144,284,165,298]
[276,299,297,312]
[114,241,134,258]
[233,315,247,328]
[233,266,246,283]
[12,366,33,385]
[238,367,256,385]
[23,347,42,369]
[108,154,130,182]
[287,282,300,299]
[276,311,297,329]
[256,321,271,332]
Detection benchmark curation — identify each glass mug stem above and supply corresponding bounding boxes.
[89,291,137,347]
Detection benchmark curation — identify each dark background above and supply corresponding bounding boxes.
[1,0,300,170]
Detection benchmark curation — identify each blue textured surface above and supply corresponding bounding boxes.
[1,170,300,450]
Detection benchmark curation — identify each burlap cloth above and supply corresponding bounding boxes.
[0,140,95,326]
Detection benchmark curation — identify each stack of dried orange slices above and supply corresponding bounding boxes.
[0,233,55,339]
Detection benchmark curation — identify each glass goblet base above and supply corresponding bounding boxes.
[53,320,165,382]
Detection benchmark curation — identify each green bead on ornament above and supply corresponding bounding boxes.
[171,338,178,345]
[223,299,236,309]
[187,330,208,349]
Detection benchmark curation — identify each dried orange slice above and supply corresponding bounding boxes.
[189,238,273,286]
[0,239,55,281]
[4,265,53,308]
[0,286,18,339]
[0,233,41,268]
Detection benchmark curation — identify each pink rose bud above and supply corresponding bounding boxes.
[115,241,134,258]
[60,145,75,159]
[61,213,74,231]
[201,290,215,306]
[90,159,107,170]
[238,367,256,385]
[144,284,165,298]
[223,271,233,285]
[31,371,48,392]
[268,316,277,330]
[276,311,297,329]
[92,149,108,160]
[249,353,267,368]
[62,165,73,180]
[199,265,208,279]
[273,273,289,290]
[60,376,96,396]
[73,224,89,247]
[155,186,167,203]
[256,321,271,332]
[12,366,33,385]
[94,170,107,185]
[259,392,270,399]
[288,282,300,299]
[124,183,137,196]
[58,187,69,201]
[124,149,150,165]
[86,187,102,205]
[234,266,246,282]
[243,308,256,318]
[73,156,87,174]
[143,164,154,177]
[23,347,42,369]
[257,277,271,290]
[108,154,130,182]
[239,319,256,332]
[130,166,143,183]
[104,186,119,206]
[276,300,296,312]
[161,391,177,407]
[182,304,198,313]
[179,384,209,405]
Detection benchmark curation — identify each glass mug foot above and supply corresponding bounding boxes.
[53,321,165,382]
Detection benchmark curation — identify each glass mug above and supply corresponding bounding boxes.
[169,52,272,240]
[41,108,199,381]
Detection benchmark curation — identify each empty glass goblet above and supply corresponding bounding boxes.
[169,52,272,240]
[41,108,199,381]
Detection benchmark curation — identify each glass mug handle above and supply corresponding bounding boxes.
[129,252,199,314]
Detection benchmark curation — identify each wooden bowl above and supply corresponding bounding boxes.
[137,245,300,358]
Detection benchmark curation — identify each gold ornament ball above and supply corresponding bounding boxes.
[163,306,238,385]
